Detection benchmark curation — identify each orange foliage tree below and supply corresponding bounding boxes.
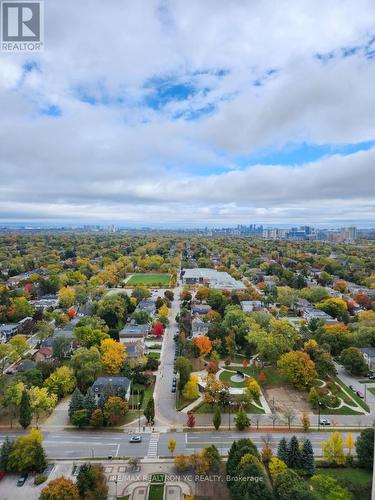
[193,336,212,356]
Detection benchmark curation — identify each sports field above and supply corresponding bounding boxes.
[126,273,170,286]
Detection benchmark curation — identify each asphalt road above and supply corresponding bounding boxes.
[0,430,360,459]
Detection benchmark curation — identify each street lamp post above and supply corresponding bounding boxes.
[228,402,232,431]
[138,402,141,433]
[318,402,321,430]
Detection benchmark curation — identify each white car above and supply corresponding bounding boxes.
[319,418,331,426]
[129,435,142,443]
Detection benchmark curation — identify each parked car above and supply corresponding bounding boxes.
[129,435,142,443]
[356,391,364,398]
[349,385,355,391]
[17,473,28,486]
[171,386,176,393]
[319,418,331,426]
[368,374,375,380]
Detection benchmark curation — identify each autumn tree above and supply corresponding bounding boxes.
[182,374,199,400]
[340,347,368,376]
[70,347,103,392]
[321,432,346,465]
[29,387,57,427]
[168,439,176,456]
[277,351,317,388]
[40,477,80,500]
[103,396,128,425]
[58,286,76,309]
[186,412,195,428]
[193,335,212,356]
[8,428,47,473]
[151,322,164,337]
[73,325,109,348]
[45,366,76,399]
[100,338,126,374]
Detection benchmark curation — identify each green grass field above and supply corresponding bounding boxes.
[126,273,170,286]
[148,484,164,500]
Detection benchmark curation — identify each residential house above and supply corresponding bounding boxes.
[0,323,18,342]
[302,307,337,324]
[119,322,150,340]
[360,348,375,370]
[191,303,212,316]
[136,299,156,316]
[33,347,53,363]
[120,338,145,360]
[240,300,262,313]
[191,319,211,338]
[92,376,131,401]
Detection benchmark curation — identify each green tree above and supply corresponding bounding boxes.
[29,386,57,427]
[277,437,289,463]
[71,409,88,428]
[235,405,250,430]
[287,435,302,469]
[0,437,14,472]
[3,380,25,428]
[76,463,108,500]
[83,388,97,417]
[213,406,221,430]
[355,428,374,470]
[70,347,102,392]
[340,347,368,376]
[8,429,47,473]
[273,469,313,499]
[144,397,155,424]
[52,335,71,361]
[69,388,84,419]
[311,474,350,500]
[301,439,315,475]
[19,389,32,429]
[202,445,221,472]
[73,325,109,348]
[45,366,76,399]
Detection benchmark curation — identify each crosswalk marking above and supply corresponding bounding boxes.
[147,433,160,458]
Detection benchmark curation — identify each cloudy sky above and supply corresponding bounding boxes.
[1,0,375,227]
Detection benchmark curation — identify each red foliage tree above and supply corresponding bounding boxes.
[258,371,267,384]
[68,307,75,319]
[242,359,249,368]
[152,322,164,337]
[187,411,196,428]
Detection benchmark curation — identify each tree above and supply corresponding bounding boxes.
[182,374,199,400]
[0,437,14,472]
[268,456,287,481]
[3,380,25,427]
[58,286,76,308]
[213,406,221,430]
[311,474,350,500]
[301,412,310,432]
[132,310,152,325]
[83,388,97,417]
[29,387,57,427]
[151,322,164,337]
[45,366,76,399]
[76,463,108,500]
[193,335,212,356]
[277,437,288,463]
[316,297,349,322]
[70,347,102,392]
[144,397,155,424]
[301,439,315,475]
[19,389,32,429]
[103,396,128,425]
[69,388,84,419]
[9,335,30,359]
[307,387,320,408]
[8,428,47,472]
[73,326,109,348]
[277,351,317,389]
[287,435,302,468]
[100,338,126,374]
[90,408,104,427]
[186,411,195,428]
[168,439,176,456]
[52,335,71,361]
[274,469,313,499]
[340,347,368,376]
[346,432,354,457]
[40,477,80,500]
[321,431,345,465]
[235,405,250,430]
[356,428,374,469]
[202,445,221,471]
[175,356,192,390]
[71,409,88,428]
[245,378,261,400]
[36,321,53,342]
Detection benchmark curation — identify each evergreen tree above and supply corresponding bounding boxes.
[213,406,221,430]
[144,398,155,424]
[287,435,302,468]
[0,437,14,472]
[83,388,97,417]
[97,394,106,409]
[34,441,47,472]
[301,439,315,475]
[19,389,32,429]
[277,437,289,463]
[69,388,84,419]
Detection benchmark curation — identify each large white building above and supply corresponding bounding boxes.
[181,268,246,290]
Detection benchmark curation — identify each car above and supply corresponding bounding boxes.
[349,385,355,391]
[356,391,364,398]
[171,386,176,393]
[319,418,331,426]
[129,435,142,443]
[369,374,375,380]
[0,471,5,481]
[173,376,177,383]
[17,473,28,486]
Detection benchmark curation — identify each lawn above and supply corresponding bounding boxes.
[148,484,164,500]
[148,351,160,360]
[126,273,170,286]
[230,365,288,386]
[335,378,370,412]
[318,406,364,416]
[368,387,375,396]
[193,400,265,414]
[219,369,249,388]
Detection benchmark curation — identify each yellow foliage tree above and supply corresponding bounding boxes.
[268,456,288,481]
[100,338,127,374]
[346,433,354,456]
[58,286,76,309]
[321,431,346,465]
